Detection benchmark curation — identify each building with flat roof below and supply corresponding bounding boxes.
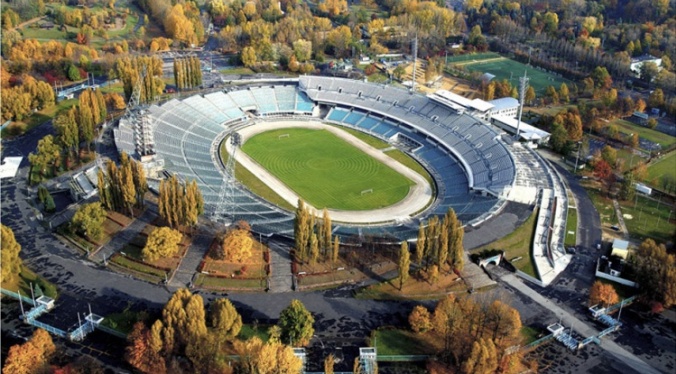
[490,115,550,145]
[69,165,100,201]
[630,55,662,76]
[611,238,630,260]
[428,90,495,120]
[489,97,519,118]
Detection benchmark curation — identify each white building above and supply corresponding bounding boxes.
[490,115,550,145]
[488,97,519,118]
[428,90,495,120]
[630,55,662,76]
[69,165,100,201]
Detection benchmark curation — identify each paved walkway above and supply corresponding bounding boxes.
[267,241,293,292]
[229,120,433,223]
[612,199,630,238]
[92,204,157,263]
[170,231,212,288]
[502,274,661,374]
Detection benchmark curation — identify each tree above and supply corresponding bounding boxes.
[416,222,426,266]
[409,305,433,333]
[525,86,536,105]
[559,83,570,103]
[322,208,332,258]
[549,122,569,154]
[619,172,635,202]
[68,64,81,81]
[629,239,676,308]
[486,300,522,344]
[462,338,498,374]
[3,329,55,374]
[591,66,612,89]
[241,46,257,67]
[54,107,79,158]
[601,145,617,167]
[294,200,312,262]
[647,118,658,129]
[429,264,440,284]
[593,159,612,180]
[324,354,335,374]
[545,85,559,104]
[1,224,22,287]
[28,135,62,176]
[589,281,619,308]
[125,322,166,373]
[71,202,107,241]
[332,235,340,264]
[446,208,464,271]
[398,241,411,290]
[210,298,242,340]
[278,299,314,347]
[393,65,406,81]
[310,233,319,265]
[218,223,253,263]
[142,227,182,262]
[648,88,665,109]
[640,62,660,83]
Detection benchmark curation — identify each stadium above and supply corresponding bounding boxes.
[114,76,558,243]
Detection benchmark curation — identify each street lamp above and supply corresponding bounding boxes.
[574,141,582,173]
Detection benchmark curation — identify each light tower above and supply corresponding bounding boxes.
[515,70,529,140]
[411,34,418,92]
[212,132,241,223]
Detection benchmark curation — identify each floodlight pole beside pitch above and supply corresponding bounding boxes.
[213,132,241,224]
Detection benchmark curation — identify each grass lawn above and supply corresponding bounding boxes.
[564,207,578,247]
[616,147,647,173]
[609,119,676,150]
[241,128,413,211]
[101,309,148,334]
[109,254,167,281]
[618,194,675,243]
[356,266,466,300]
[367,73,389,83]
[475,209,539,278]
[384,149,434,186]
[447,53,572,94]
[584,185,619,227]
[220,67,255,75]
[194,274,265,290]
[4,99,78,137]
[373,329,440,356]
[1,265,58,299]
[237,324,271,342]
[219,141,295,211]
[333,125,391,149]
[521,326,541,345]
[647,151,676,185]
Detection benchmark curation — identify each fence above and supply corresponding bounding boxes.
[522,333,554,350]
[95,324,128,339]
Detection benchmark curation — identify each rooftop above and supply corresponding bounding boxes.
[612,238,629,250]
[631,54,660,63]
[431,90,494,112]
[489,97,520,110]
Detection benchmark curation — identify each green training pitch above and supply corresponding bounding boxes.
[241,128,414,211]
[447,53,572,94]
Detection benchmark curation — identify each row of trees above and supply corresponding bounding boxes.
[115,55,165,104]
[157,174,204,229]
[294,200,337,265]
[98,152,148,217]
[408,294,523,372]
[126,289,309,373]
[416,208,465,272]
[172,56,202,90]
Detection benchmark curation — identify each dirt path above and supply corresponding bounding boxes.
[226,120,433,224]
[11,16,45,31]
[448,56,506,67]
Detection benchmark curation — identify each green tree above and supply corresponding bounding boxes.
[67,64,81,81]
[54,106,79,158]
[559,83,570,103]
[210,298,243,340]
[591,66,612,89]
[398,241,411,290]
[71,202,107,240]
[640,61,660,84]
[1,224,22,286]
[322,208,332,258]
[629,239,676,308]
[241,46,257,67]
[549,122,569,155]
[648,88,665,109]
[525,86,536,104]
[278,299,314,347]
[28,135,62,176]
[618,172,635,202]
[601,145,617,167]
[142,227,182,262]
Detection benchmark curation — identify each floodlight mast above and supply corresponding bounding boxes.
[213,132,241,224]
[516,70,529,141]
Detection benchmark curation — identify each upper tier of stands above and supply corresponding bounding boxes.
[299,76,515,197]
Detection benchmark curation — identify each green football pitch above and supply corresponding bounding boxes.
[446,53,572,94]
[241,128,414,211]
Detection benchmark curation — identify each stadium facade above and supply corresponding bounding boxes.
[114,76,518,241]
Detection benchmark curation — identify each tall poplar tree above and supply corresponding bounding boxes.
[322,208,332,258]
[398,241,411,290]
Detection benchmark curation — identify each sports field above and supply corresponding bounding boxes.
[648,151,676,184]
[446,53,572,94]
[241,128,414,211]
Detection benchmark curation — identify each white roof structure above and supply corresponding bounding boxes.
[489,97,519,111]
[491,115,550,143]
[429,90,494,113]
[0,157,22,179]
